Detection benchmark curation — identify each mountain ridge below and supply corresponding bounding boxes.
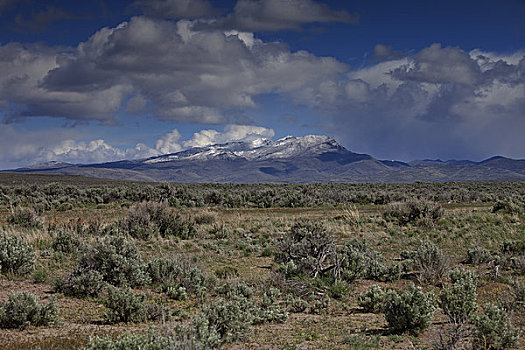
[7,135,525,183]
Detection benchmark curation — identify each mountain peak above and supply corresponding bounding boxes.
[144,134,345,164]
[7,137,525,183]
[480,155,509,163]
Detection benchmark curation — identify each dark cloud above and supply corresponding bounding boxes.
[1,14,524,162]
[134,0,222,19]
[372,44,404,61]
[1,16,347,125]
[319,44,525,160]
[10,5,86,33]
[201,0,359,32]
[0,41,130,124]
[392,43,481,85]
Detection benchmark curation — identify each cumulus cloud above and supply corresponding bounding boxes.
[392,44,481,85]
[0,124,275,168]
[155,129,183,154]
[135,0,222,19]
[0,16,347,124]
[1,10,524,163]
[316,44,525,161]
[38,139,157,164]
[183,124,275,148]
[0,42,131,124]
[203,0,359,32]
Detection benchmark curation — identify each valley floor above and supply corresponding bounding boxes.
[0,179,523,349]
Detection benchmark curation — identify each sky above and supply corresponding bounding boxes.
[0,0,524,169]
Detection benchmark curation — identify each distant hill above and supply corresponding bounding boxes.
[6,135,525,183]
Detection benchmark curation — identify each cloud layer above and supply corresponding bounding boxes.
[0,1,524,164]
[320,44,525,160]
[202,0,358,32]
[0,124,275,168]
[1,15,346,125]
[135,0,222,20]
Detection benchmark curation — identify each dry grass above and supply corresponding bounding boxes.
[0,198,524,349]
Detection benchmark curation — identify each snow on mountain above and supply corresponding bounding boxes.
[144,135,343,164]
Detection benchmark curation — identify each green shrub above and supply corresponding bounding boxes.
[439,269,478,324]
[358,285,386,314]
[195,296,255,345]
[509,255,525,274]
[275,220,337,278]
[500,240,525,256]
[0,232,35,275]
[402,240,449,285]
[383,200,443,226]
[208,224,229,239]
[285,295,309,313]
[0,292,58,329]
[467,246,492,265]
[215,279,254,299]
[473,304,520,350]
[338,239,400,283]
[214,266,239,279]
[383,283,436,334]
[32,268,49,284]
[188,280,287,347]
[148,257,207,299]
[165,285,187,301]
[52,230,80,254]
[328,279,351,299]
[122,201,196,240]
[103,286,147,323]
[492,200,523,215]
[310,294,331,314]
[78,235,150,287]
[103,286,168,324]
[7,207,43,228]
[85,329,171,350]
[56,269,105,298]
[194,213,216,225]
[510,279,524,310]
[255,288,288,324]
[277,260,300,278]
[260,246,275,257]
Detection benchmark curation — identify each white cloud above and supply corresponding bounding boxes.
[345,80,371,102]
[183,124,275,148]
[37,139,159,164]
[349,58,408,92]
[155,129,183,154]
[318,44,525,161]
[0,16,347,124]
[470,49,525,68]
[0,124,275,168]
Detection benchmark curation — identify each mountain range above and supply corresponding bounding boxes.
[6,135,525,183]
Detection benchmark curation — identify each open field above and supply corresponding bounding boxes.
[0,174,523,349]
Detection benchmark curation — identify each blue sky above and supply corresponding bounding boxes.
[0,0,524,168]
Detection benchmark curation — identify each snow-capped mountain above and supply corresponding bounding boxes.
[143,135,348,163]
[7,135,525,183]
